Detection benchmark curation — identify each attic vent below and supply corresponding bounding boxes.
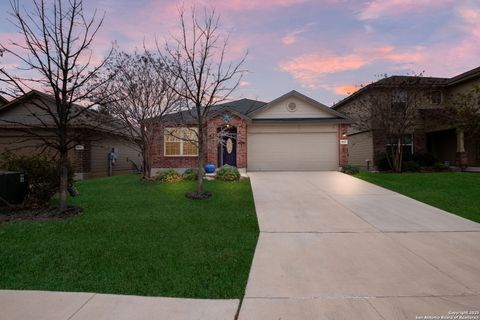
[287,102,297,112]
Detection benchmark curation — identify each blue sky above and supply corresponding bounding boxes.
[1,0,479,105]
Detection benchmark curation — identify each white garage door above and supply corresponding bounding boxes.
[248,127,339,171]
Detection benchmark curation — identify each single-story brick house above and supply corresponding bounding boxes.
[150,90,351,173]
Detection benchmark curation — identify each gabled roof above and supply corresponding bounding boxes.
[250,90,350,121]
[0,90,128,136]
[447,66,480,86]
[213,98,266,116]
[0,96,8,107]
[333,65,480,110]
[161,92,350,124]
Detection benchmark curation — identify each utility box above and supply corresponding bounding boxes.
[0,171,28,206]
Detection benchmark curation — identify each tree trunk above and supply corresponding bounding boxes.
[393,138,403,172]
[143,148,151,179]
[197,139,205,194]
[197,123,205,194]
[58,152,69,211]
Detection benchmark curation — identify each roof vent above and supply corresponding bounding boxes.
[287,102,297,112]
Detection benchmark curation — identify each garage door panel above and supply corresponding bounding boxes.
[248,131,338,171]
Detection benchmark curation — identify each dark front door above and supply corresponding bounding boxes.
[222,129,237,167]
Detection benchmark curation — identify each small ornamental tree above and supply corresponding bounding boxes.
[159,7,246,198]
[94,49,179,179]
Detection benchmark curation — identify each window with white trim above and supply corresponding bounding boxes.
[386,135,414,155]
[164,128,198,156]
[391,89,408,111]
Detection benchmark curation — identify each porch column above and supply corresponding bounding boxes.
[456,128,468,169]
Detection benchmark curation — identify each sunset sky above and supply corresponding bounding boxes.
[1,0,479,105]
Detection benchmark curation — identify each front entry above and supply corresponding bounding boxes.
[221,127,237,166]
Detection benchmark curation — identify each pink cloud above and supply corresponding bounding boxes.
[281,29,306,45]
[197,0,309,11]
[333,85,361,95]
[279,46,424,88]
[358,0,456,20]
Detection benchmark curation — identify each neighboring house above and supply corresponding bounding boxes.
[150,90,351,173]
[333,66,480,169]
[0,90,142,179]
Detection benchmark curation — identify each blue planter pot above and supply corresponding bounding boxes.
[204,163,216,174]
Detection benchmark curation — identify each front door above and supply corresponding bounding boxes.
[222,129,237,167]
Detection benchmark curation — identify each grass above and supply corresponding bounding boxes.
[0,175,259,298]
[356,172,480,223]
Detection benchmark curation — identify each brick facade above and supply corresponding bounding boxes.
[150,112,248,170]
[206,113,248,168]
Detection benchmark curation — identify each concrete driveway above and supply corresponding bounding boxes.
[239,172,480,320]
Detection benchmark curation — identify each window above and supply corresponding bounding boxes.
[430,91,442,104]
[164,128,198,156]
[391,89,407,111]
[386,135,413,155]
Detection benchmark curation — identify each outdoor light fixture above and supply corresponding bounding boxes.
[342,132,347,138]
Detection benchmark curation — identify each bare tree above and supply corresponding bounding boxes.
[0,0,113,211]
[159,7,246,197]
[94,49,179,179]
[347,75,429,172]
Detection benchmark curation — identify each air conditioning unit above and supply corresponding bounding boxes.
[0,171,28,206]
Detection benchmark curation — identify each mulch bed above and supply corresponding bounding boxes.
[185,191,213,200]
[0,205,82,223]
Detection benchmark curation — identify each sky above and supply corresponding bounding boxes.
[1,0,479,106]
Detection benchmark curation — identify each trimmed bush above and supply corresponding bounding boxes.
[402,160,421,172]
[410,152,436,167]
[215,165,240,181]
[0,152,74,208]
[182,168,199,181]
[376,152,392,171]
[155,169,182,183]
[432,162,449,172]
[341,164,360,175]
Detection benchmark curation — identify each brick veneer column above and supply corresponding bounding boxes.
[339,124,349,166]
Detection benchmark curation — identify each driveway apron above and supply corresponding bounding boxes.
[239,172,480,320]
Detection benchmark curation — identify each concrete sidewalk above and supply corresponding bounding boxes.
[0,290,239,320]
[239,172,480,319]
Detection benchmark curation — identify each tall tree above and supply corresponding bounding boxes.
[0,0,113,211]
[95,49,179,179]
[159,7,246,197]
[347,75,428,172]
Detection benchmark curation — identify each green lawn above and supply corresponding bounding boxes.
[0,175,259,298]
[356,172,480,223]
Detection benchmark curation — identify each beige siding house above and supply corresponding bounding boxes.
[0,91,142,179]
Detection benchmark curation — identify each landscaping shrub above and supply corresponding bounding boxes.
[155,169,182,183]
[402,160,421,172]
[0,152,74,208]
[432,162,449,172]
[182,168,199,181]
[341,164,360,175]
[376,152,392,171]
[215,165,240,181]
[410,152,436,167]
